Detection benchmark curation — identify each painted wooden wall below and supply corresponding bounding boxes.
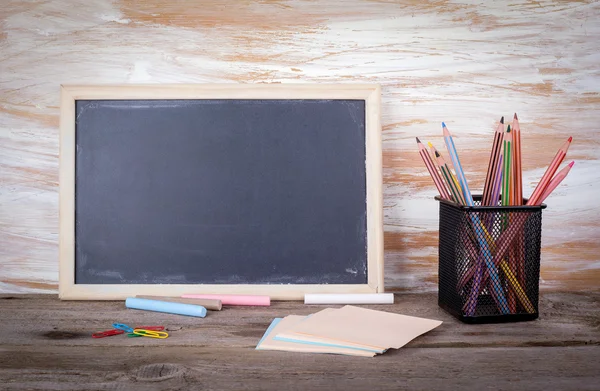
[1,0,599,293]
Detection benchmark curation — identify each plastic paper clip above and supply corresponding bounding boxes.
[135,326,165,331]
[131,329,169,339]
[127,326,166,338]
[112,323,134,333]
[92,329,125,338]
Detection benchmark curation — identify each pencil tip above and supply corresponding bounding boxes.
[568,136,572,142]
[568,161,575,168]
[435,151,440,157]
[500,116,504,124]
[507,125,511,132]
[416,137,421,143]
[441,122,446,128]
[514,113,518,120]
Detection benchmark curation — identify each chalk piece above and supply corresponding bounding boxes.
[125,297,207,317]
[304,293,394,305]
[135,295,222,311]
[182,294,270,306]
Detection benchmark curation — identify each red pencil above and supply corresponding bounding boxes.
[527,137,572,206]
[417,137,451,200]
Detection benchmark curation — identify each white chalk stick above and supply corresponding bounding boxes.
[304,293,394,305]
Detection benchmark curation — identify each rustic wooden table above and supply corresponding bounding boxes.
[0,293,598,390]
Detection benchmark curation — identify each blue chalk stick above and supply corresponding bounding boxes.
[125,297,207,318]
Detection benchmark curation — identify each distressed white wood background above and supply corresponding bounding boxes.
[1,0,599,293]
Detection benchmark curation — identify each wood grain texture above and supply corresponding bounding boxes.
[0,293,598,390]
[1,0,599,293]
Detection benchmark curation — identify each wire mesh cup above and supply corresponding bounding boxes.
[436,195,546,323]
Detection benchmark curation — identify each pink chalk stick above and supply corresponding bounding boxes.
[181,294,270,306]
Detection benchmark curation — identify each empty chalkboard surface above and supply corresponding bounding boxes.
[59,85,382,300]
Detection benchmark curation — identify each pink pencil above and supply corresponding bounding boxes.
[528,137,572,206]
[539,161,574,203]
[182,294,270,306]
[490,152,504,208]
[416,137,451,200]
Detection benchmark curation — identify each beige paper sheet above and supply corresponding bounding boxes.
[256,315,375,357]
[283,305,443,349]
[275,309,385,352]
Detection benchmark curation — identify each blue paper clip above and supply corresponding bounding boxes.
[112,323,134,333]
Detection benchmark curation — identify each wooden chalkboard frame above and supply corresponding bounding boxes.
[59,84,382,300]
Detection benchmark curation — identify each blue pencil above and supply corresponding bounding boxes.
[442,122,510,315]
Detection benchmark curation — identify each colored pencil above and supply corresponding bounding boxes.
[482,117,505,206]
[490,152,504,208]
[502,125,513,208]
[481,151,503,232]
[501,125,516,311]
[472,150,574,301]
[510,114,525,303]
[443,122,510,314]
[539,161,574,203]
[475,140,574,310]
[442,118,573,315]
[442,123,473,205]
[512,114,523,205]
[463,153,502,302]
[462,240,535,314]
[528,137,572,206]
[431,143,466,205]
[417,137,451,200]
[498,261,535,313]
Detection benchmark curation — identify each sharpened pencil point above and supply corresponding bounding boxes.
[441,122,446,128]
[514,113,518,120]
[568,161,575,168]
[568,136,572,142]
[435,151,440,157]
[507,125,511,132]
[416,137,421,143]
[500,116,504,124]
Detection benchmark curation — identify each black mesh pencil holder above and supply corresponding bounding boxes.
[436,195,546,324]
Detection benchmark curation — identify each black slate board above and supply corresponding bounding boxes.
[74,99,367,285]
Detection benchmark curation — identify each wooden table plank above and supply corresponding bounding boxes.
[1,346,598,391]
[0,293,598,348]
[0,293,598,390]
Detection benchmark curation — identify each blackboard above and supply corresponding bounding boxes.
[59,85,382,300]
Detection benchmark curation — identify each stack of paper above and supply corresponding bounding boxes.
[256,305,442,357]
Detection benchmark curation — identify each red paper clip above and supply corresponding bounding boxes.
[92,329,125,338]
[134,326,165,331]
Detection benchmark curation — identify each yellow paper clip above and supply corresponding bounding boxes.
[132,329,169,339]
